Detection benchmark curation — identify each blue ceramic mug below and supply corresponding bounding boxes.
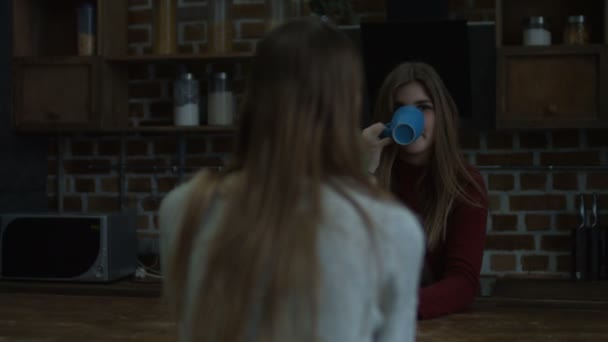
[379,105,425,145]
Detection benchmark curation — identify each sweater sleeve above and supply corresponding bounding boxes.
[417,171,488,320]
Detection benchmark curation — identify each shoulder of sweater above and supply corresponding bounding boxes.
[323,185,424,255]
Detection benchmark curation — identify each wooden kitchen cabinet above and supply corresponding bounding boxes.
[11,0,127,131]
[496,0,608,129]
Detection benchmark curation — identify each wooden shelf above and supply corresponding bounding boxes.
[105,52,254,63]
[499,44,606,56]
[103,125,238,133]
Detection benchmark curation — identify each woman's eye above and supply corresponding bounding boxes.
[417,104,433,111]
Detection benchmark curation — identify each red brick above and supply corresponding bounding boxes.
[519,131,548,149]
[137,215,150,230]
[520,173,547,191]
[488,174,514,191]
[588,174,608,190]
[126,158,169,173]
[129,82,162,99]
[476,153,534,166]
[491,214,517,231]
[490,254,516,271]
[186,138,208,154]
[509,195,567,211]
[232,3,266,18]
[232,40,254,53]
[449,0,468,12]
[141,196,161,211]
[101,178,119,193]
[47,179,56,194]
[153,138,177,155]
[556,254,572,272]
[128,9,152,25]
[459,131,481,149]
[88,197,120,212]
[64,160,112,175]
[241,22,266,39]
[587,130,608,148]
[540,152,600,166]
[48,160,57,175]
[553,173,579,191]
[488,195,502,211]
[486,132,514,150]
[485,234,535,251]
[63,196,83,212]
[74,178,96,193]
[211,136,235,153]
[128,64,149,80]
[521,255,549,271]
[552,130,580,149]
[157,177,178,192]
[127,141,149,155]
[127,27,150,44]
[525,214,551,231]
[71,141,94,156]
[183,22,205,42]
[129,0,148,6]
[555,214,581,231]
[540,235,570,252]
[474,0,495,10]
[185,156,224,168]
[149,102,173,119]
[148,214,159,230]
[98,140,121,156]
[129,103,145,118]
[177,44,195,54]
[128,177,152,192]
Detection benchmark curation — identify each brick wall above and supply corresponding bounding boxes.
[46,0,608,277]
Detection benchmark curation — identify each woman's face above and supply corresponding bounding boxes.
[393,81,436,165]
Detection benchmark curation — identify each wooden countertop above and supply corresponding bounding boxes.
[1,278,608,341]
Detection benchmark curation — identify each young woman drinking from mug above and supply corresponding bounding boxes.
[159,19,424,342]
[363,62,488,320]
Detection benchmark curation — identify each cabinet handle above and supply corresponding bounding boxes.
[46,111,60,120]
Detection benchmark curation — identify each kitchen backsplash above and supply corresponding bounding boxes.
[45,0,608,278]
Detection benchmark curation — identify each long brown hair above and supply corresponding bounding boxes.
[373,62,484,250]
[165,18,387,341]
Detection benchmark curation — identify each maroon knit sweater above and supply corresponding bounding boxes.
[393,159,488,320]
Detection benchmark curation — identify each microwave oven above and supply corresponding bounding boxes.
[0,212,137,282]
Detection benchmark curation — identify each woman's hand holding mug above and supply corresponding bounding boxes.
[362,123,392,174]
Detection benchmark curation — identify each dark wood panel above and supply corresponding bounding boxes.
[493,278,608,302]
[13,58,100,130]
[13,0,85,57]
[502,54,599,121]
[99,0,127,56]
[2,290,608,341]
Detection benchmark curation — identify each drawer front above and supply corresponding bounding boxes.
[13,60,98,130]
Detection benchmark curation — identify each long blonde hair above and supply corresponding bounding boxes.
[165,18,387,341]
[373,62,484,250]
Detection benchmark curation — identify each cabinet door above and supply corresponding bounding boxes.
[13,58,99,130]
[497,46,608,129]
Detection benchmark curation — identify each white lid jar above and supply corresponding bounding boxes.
[207,72,235,126]
[174,73,200,126]
[523,16,551,46]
